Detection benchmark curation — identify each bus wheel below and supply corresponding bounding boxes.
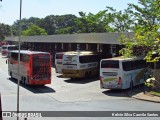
[10,72,13,79]
[89,71,92,77]
[21,77,24,84]
[85,72,89,78]
[23,77,26,85]
[129,80,133,97]
[130,81,133,90]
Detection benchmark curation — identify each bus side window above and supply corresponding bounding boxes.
[11,53,18,61]
[136,60,147,69]
[133,60,139,69]
[21,54,30,62]
[122,61,132,71]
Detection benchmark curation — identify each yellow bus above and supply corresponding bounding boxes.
[62,51,102,78]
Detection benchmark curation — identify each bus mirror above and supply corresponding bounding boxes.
[6,59,8,64]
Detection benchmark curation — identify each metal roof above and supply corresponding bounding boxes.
[5,32,135,45]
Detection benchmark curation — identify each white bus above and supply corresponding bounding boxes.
[100,56,148,89]
[55,52,65,73]
[62,51,102,78]
[1,45,18,57]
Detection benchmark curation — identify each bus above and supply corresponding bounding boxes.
[100,56,148,89]
[1,45,18,57]
[7,50,51,85]
[55,52,65,73]
[0,41,8,52]
[62,51,102,78]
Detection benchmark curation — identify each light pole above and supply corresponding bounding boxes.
[17,0,22,120]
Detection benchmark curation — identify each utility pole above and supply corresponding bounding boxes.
[17,0,22,120]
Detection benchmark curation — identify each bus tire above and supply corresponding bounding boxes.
[89,71,92,77]
[10,72,13,79]
[22,77,26,85]
[85,72,89,78]
[21,77,24,84]
[130,80,133,90]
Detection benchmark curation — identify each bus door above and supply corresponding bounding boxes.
[122,61,133,88]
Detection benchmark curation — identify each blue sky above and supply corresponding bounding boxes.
[0,0,138,25]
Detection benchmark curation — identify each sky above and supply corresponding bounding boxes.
[0,0,138,25]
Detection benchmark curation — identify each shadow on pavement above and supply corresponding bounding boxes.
[56,74,63,78]
[8,77,56,94]
[102,84,145,97]
[64,76,99,84]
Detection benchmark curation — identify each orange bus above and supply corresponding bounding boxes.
[7,50,51,85]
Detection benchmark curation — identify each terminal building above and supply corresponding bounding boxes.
[5,32,134,64]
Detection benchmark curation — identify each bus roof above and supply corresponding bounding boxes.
[64,51,97,56]
[102,56,144,61]
[55,52,66,55]
[2,45,17,47]
[10,50,50,55]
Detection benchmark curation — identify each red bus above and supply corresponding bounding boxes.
[0,41,8,52]
[1,45,18,57]
[7,50,51,85]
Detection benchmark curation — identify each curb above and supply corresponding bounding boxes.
[132,94,160,103]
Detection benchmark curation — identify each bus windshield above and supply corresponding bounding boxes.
[56,53,63,60]
[2,46,7,49]
[32,54,51,80]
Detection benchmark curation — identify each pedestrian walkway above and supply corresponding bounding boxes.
[132,92,160,103]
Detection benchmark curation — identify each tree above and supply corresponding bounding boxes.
[22,23,47,36]
[54,14,77,34]
[119,0,160,89]
[75,11,112,33]
[0,23,11,41]
[75,7,135,33]
[105,7,135,32]
[12,17,43,36]
[42,14,77,35]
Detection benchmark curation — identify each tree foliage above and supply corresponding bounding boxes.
[75,11,112,33]
[106,7,135,32]
[119,0,160,87]
[22,23,47,36]
[0,23,11,41]
[119,0,160,61]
